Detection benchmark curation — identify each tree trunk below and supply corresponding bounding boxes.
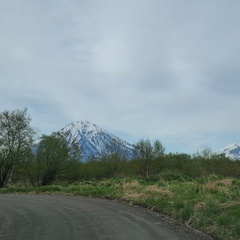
[41,171,57,186]
[0,164,14,188]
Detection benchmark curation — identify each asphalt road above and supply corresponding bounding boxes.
[0,194,212,240]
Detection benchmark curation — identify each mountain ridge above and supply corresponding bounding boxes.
[59,121,135,161]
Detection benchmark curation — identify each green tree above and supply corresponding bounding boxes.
[0,109,35,188]
[135,139,153,177]
[28,132,81,186]
[153,140,165,159]
[135,139,165,177]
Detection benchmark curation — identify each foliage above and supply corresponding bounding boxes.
[26,132,81,186]
[134,139,165,177]
[0,109,35,188]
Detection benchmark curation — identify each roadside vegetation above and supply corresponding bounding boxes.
[1,108,240,240]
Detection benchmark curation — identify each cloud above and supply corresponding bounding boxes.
[1,0,240,153]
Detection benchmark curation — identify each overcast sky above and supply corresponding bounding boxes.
[1,0,240,153]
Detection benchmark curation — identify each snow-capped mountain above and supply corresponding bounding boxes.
[220,143,240,160]
[59,121,135,161]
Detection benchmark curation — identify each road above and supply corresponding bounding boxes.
[0,194,212,240]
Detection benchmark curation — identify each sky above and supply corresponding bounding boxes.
[1,0,240,154]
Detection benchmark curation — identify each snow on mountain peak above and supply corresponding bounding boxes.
[220,143,240,160]
[59,121,135,161]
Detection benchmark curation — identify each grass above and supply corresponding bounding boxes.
[1,174,240,240]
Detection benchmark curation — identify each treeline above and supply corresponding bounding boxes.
[77,152,240,180]
[1,109,240,188]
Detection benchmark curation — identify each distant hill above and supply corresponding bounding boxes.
[219,143,240,160]
[59,121,136,161]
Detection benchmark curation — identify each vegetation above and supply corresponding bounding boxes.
[134,139,165,177]
[0,109,35,188]
[25,132,81,186]
[1,108,240,240]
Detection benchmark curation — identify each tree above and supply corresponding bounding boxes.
[134,139,166,177]
[200,146,213,159]
[194,145,213,160]
[135,139,153,177]
[0,109,35,188]
[28,132,81,186]
[153,140,165,159]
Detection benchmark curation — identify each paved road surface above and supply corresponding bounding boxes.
[0,194,212,240]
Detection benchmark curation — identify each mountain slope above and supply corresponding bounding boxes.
[59,121,135,161]
[220,143,240,160]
